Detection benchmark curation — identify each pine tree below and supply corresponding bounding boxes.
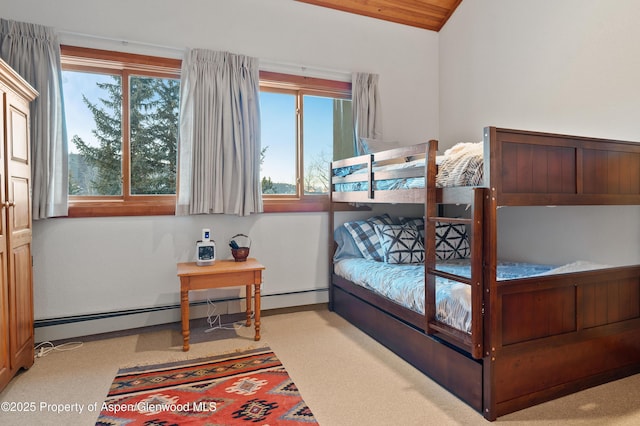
[130,77,179,194]
[72,76,122,195]
[261,176,274,194]
[70,75,179,196]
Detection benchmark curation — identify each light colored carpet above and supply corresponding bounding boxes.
[0,307,639,425]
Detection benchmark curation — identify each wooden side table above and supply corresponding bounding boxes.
[177,258,265,351]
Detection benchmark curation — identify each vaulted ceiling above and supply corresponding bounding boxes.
[295,0,463,32]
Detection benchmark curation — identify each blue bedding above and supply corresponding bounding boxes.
[333,158,426,192]
[332,141,485,192]
[334,258,557,333]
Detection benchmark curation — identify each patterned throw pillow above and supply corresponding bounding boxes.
[343,214,394,261]
[436,222,470,260]
[399,216,425,241]
[376,224,425,264]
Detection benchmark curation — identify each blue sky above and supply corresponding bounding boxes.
[259,92,296,184]
[259,92,334,184]
[62,70,115,154]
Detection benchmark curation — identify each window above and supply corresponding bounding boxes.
[61,47,352,216]
[259,72,352,212]
[61,46,181,217]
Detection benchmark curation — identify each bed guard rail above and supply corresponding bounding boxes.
[330,142,436,203]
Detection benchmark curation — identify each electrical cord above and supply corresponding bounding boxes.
[34,341,83,358]
[204,298,254,333]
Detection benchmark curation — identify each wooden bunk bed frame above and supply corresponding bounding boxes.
[328,127,640,421]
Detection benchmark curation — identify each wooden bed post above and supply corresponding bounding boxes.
[482,126,499,421]
[366,153,374,200]
[469,187,485,360]
[328,162,335,311]
[424,140,438,335]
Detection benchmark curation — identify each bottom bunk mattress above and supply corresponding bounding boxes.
[333,258,606,333]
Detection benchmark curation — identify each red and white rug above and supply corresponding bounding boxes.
[96,347,317,425]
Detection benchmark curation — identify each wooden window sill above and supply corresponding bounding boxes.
[65,197,368,217]
[67,199,176,218]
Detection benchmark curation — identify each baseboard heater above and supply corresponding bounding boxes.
[34,288,328,328]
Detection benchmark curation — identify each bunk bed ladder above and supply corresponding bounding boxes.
[425,187,485,360]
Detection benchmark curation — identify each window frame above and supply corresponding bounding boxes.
[259,71,352,213]
[61,47,352,217]
[61,45,181,217]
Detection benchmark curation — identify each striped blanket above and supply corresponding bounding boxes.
[436,142,484,187]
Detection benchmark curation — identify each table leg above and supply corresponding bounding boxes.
[254,283,261,341]
[181,288,190,351]
[245,284,253,326]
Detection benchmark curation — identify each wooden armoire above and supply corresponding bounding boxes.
[0,59,37,393]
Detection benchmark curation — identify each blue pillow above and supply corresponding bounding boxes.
[333,226,363,261]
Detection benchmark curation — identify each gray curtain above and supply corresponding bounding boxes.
[177,49,262,216]
[352,72,382,154]
[0,18,68,219]
[332,99,354,161]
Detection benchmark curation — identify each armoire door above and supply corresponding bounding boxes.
[4,87,33,372]
[0,81,10,391]
[0,58,36,393]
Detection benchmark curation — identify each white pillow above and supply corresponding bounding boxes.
[398,217,471,260]
[375,224,425,264]
[435,222,470,260]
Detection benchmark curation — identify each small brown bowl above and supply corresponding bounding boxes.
[231,247,250,262]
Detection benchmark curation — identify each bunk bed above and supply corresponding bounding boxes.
[328,127,640,421]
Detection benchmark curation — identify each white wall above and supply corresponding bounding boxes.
[439,0,640,266]
[0,0,439,340]
[12,0,639,341]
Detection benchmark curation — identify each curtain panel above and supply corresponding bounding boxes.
[352,72,382,153]
[177,49,262,216]
[0,18,68,219]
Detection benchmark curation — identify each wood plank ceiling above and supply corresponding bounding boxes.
[295,0,463,32]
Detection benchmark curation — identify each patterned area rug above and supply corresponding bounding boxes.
[96,347,317,425]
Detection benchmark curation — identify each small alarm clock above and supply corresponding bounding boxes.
[196,228,216,266]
